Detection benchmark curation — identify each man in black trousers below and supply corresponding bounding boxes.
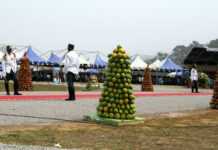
[2,46,22,95]
[190,64,199,93]
[62,44,80,101]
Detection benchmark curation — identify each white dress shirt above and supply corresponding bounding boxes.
[2,53,17,76]
[63,51,80,74]
[190,68,198,81]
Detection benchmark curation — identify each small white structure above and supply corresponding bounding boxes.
[15,49,26,60]
[0,51,4,61]
[130,56,147,70]
[79,55,90,65]
[149,59,161,70]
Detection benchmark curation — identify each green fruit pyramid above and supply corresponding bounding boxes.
[97,45,136,120]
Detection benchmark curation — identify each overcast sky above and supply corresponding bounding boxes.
[0,0,218,55]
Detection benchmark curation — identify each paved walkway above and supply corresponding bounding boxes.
[0,95,211,125]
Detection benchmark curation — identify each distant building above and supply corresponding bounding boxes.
[184,46,218,78]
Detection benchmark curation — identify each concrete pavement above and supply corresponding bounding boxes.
[0,95,211,125]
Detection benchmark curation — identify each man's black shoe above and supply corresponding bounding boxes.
[65,98,75,101]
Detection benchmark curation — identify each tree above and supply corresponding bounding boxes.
[170,41,203,65]
[147,52,168,64]
[208,39,218,48]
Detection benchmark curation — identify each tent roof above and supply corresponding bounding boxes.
[94,54,107,67]
[26,47,46,64]
[0,51,4,61]
[160,57,183,71]
[79,55,90,65]
[149,59,161,70]
[48,53,62,64]
[130,56,147,70]
[86,68,99,74]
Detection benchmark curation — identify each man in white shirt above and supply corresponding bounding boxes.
[2,46,22,95]
[62,44,80,101]
[190,64,199,93]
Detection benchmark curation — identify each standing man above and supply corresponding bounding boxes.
[63,44,80,101]
[190,64,199,93]
[2,46,22,95]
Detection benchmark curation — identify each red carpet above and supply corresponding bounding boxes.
[0,92,213,101]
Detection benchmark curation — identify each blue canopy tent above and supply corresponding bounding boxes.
[86,68,99,74]
[48,53,62,65]
[27,47,46,64]
[87,54,107,74]
[160,57,183,71]
[94,54,107,68]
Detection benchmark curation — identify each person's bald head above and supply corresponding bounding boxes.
[6,45,12,54]
[68,44,75,52]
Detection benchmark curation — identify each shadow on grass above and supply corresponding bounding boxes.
[0,113,89,124]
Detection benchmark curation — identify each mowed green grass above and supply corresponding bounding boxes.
[0,110,218,150]
[0,80,101,92]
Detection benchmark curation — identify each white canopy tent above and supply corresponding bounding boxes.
[79,55,90,65]
[0,51,4,61]
[130,56,147,70]
[15,49,27,60]
[149,59,162,70]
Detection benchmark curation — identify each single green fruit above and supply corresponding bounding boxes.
[107,103,112,107]
[125,94,129,98]
[121,114,126,119]
[114,108,118,113]
[112,53,117,58]
[130,95,135,100]
[103,91,109,96]
[123,88,128,93]
[108,54,112,58]
[130,104,136,109]
[118,69,122,73]
[104,97,110,101]
[112,103,116,108]
[109,93,114,98]
[120,58,124,62]
[124,110,129,114]
[98,106,103,111]
[112,77,116,82]
[109,113,114,118]
[116,73,121,78]
[103,107,108,112]
[109,98,115,102]
[117,45,122,49]
[119,100,124,105]
[116,63,121,68]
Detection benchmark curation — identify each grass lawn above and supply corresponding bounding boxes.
[0,80,101,92]
[0,110,218,149]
